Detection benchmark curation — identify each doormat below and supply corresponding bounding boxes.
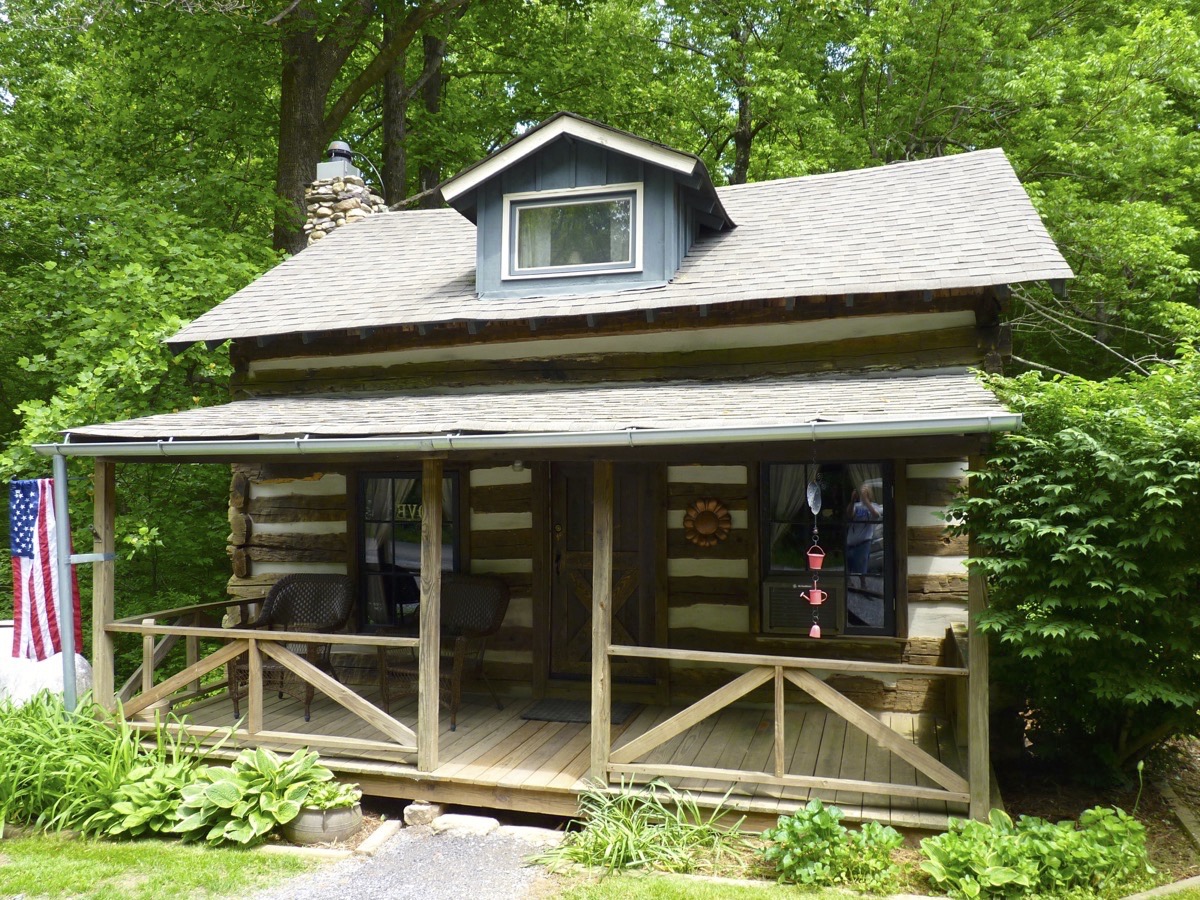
[521,699,639,725]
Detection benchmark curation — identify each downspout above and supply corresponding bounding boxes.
[50,454,77,710]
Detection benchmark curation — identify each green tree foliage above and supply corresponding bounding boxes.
[0,0,278,671]
[952,348,1200,770]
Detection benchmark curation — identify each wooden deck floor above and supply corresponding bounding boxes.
[176,684,967,830]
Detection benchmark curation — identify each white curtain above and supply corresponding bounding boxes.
[364,476,415,623]
[770,463,813,551]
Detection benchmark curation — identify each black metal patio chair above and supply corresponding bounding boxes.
[227,573,355,722]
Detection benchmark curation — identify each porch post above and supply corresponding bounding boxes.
[93,460,117,711]
[590,460,613,782]
[967,454,991,819]
[418,458,443,772]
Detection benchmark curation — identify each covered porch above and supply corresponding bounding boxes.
[116,618,973,830]
[39,370,998,829]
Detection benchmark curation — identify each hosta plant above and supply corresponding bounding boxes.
[920,807,1153,899]
[174,747,349,846]
[84,759,198,838]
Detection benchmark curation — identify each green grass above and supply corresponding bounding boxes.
[555,872,857,898]
[0,834,313,899]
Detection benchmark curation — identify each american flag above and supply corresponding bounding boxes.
[10,479,80,661]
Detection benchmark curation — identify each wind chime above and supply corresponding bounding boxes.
[804,476,828,638]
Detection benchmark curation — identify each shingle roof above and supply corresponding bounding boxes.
[66,368,1008,443]
[168,148,1071,348]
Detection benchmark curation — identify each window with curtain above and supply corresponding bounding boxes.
[359,472,458,632]
[506,187,639,278]
[762,461,894,636]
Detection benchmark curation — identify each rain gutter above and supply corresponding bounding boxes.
[33,413,1021,459]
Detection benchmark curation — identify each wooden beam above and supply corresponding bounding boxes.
[141,619,155,695]
[783,668,969,795]
[131,722,414,757]
[92,461,116,710]
[608,644,965,678]
[186,615,200,694]
[418,458,443,772]
[610,666,773,764]
[248,638,263,733]
[112,598,252,626]
[123,640,246,717]
[259,642,417,747]
[530,462,551,699]
[773,666,786,778]
[106,621,417,649]
[608,763,967,805]
[119,629,181,704]
[967,454,991,820]
[590,460,614,782]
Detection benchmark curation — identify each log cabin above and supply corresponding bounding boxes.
[36,113,1072,829]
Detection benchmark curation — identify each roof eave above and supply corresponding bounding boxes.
[439,113,703,204]
[37,412,1021,460]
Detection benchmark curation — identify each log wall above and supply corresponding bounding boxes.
[222,455,971,714]
[466,465,536,685]
[905,460,970,638]
[226,464,350,604]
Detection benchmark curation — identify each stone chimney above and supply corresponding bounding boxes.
[304,140,388,247]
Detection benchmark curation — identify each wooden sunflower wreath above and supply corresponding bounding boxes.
[683,498,732,548]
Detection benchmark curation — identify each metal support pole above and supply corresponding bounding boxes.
[51,454,78,711]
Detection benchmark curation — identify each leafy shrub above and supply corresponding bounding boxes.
[952,357,1200,771]
[0,692,143,832]
[174,747,355,846]
[760,799,902,893]
[83,759,198,838]
[0,692,217,838]
[538,781,746,874]
[920,807,1154,898]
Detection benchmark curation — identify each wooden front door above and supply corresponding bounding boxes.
[549,462,657,682]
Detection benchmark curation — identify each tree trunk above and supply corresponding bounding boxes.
[417,32,446,208]
[730,27,752,185]
[274,22,334,254]
[382,43,408,205]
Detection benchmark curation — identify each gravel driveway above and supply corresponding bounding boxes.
[250,823,560,900]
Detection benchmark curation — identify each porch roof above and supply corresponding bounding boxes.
[39,367,1016,459]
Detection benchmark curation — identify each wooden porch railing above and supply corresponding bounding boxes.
[106,601,420,758]
[604,644,970,806]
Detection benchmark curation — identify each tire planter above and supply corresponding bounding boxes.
[281,803,363,845]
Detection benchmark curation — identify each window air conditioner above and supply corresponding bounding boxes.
[762,577,844,636]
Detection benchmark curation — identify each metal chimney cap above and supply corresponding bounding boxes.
[327,140,352,161]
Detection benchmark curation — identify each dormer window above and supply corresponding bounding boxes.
[502,183,642,280]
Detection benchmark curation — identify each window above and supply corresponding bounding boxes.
[358,472,458,632]
[503,184,642,279]
[762,462,894,636]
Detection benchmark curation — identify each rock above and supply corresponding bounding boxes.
[345,208,367,219]
[430,814,499,836]
[403,801,444,827]
[308,230,326,242]
[333,199,360,212]
[493,825,564,846]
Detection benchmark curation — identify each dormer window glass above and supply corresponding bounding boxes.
[502,183,642,280]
